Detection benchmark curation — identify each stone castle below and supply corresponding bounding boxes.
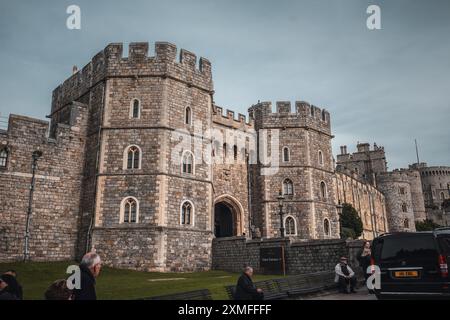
[0,42,448,271]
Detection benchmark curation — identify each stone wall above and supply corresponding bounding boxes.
[212,236,365,276]
[0,103,88,262]
[334,170,388,239]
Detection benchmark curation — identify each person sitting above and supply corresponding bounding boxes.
[234,266,264,300]
[0,274,19,300]
[335,256,357,294]
[45,279,74,300]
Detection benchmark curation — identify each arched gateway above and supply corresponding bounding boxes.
[213,195,244,238]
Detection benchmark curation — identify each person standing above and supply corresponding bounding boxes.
[73,252,102,300]
[234,266,264,300]
[335,257,357,294]
[358,241,372,282]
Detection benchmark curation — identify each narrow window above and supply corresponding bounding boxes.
[122,197,138,223]
[321,109,326,121]
[182,151,194,174]
[324,219,330,236]
[318,150,323,166]
[320,182,327,199]
[127,146,140,169]
[131,99,140,119]
[0,148,7,168]
[181,201,193,225]
[404,218,409,229]
[285,216,296,236]
[185,107,191,125]
[283,147,290,162]
[233,145,238,161]
[283,179,294,195]
[401,203,407,212]
[223,143,227,162]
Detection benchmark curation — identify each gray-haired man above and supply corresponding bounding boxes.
[73,252,102,300]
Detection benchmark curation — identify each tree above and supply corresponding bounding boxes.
[415,219,441,231]
[340,203,363,239]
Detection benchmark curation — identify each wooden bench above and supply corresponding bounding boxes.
[226,271,337,300]
[225,279,288,300]
[142,289,213,300]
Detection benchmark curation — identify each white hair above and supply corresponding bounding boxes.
[81,252,101,268]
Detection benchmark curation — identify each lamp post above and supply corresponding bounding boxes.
[277,191,285,238]
[24,150,43,262]
[336,203,343,238]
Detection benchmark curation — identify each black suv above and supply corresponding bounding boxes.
[371,228,450,299]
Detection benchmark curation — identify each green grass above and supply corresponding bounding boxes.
[0,261,279,300]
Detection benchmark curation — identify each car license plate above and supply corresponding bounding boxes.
[394,271,419,278]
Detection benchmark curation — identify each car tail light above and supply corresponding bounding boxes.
[438,255,448,278]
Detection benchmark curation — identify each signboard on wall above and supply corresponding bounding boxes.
[260,247,285,275]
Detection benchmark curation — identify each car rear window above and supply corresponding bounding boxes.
[438,235,450,254]
[380,235,438,262]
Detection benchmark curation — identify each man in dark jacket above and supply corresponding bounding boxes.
[0,274,18,300]
[73,252,102,300]
[3,270,23,300]
[234,266,264,300]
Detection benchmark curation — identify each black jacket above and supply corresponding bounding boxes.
[73,265,97,300]
[234,273,262,300]
[0,289,18,300]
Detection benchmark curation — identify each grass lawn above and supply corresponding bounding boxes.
[0,261,280,300]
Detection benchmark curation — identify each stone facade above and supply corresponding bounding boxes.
[334,170,388,239]
[212,236,365,276]
[336,142,431,232]
[1,41,396,271]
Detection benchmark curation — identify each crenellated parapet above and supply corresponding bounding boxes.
[51,42,213,114]
[248,101,331,135]
[212,105,254,130]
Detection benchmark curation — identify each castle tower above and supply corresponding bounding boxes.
[248,101,339,239]
[50,42,215,271]
[336,142,387,186]
[377,171,416,232]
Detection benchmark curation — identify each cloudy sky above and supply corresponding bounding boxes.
[0,0,449,169]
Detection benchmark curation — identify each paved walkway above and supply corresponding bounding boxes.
[301,287,377,300]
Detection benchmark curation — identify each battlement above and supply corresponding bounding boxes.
[51,42,213,114]
[377,170,412,183]
[248,101,331,134]
[212,105,253,130]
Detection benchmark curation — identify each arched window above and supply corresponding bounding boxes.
[320,181,327,199]
[318,150,324,166]
[185,106,192,125]
[282,147,290,162]
[404,218,409,229]
[401,203,407,212]
[233,145,238,161]
[283,179,294,195]
[285,216,296,236]
[324,218,331,236]
[130,99,140,119]
[125,145,141,169]
[181,201,193,225]
[440,192,445,200]
[0,148,8,168]
[121,197,139,223]
[321,110,326,121]
[182,151,194,174]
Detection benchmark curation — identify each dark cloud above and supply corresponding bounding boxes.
[0,0,449,168]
